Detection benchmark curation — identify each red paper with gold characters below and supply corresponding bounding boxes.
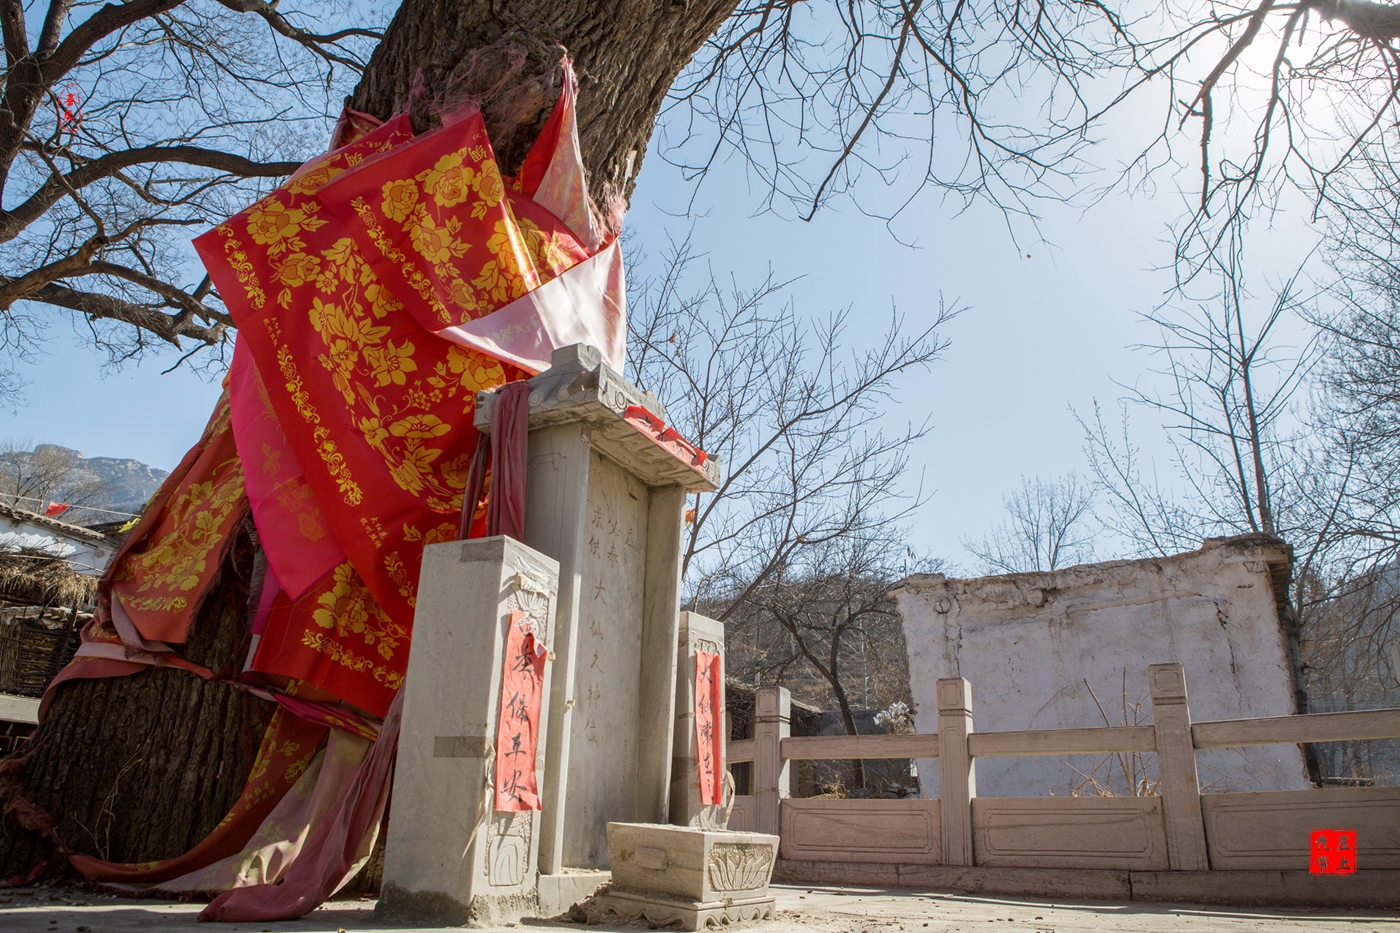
[494,610,546,811]
[695,649,723,806]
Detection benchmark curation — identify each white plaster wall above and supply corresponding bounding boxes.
[895,537,1311,798]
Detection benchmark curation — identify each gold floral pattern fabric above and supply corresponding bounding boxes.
[195,111,583,717]
[316,110,588,332]
[108,392,249,644]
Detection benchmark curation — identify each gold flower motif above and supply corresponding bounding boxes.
[364,339,417,387]
[381,179,419,223]
[247,201,305,245]
[274,251,321,288]
[389,413,451,439]
[408,216,456,265]
[420,151,471,207]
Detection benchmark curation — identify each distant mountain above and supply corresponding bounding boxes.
[17,444,169,519]
[70,452,169,513]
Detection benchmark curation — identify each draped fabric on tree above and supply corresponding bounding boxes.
[67,710,328,884]
[40,392,247,716]
[43,60,624,916]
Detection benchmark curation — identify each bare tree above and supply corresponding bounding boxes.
[963,472,1097,574]
[627,237,953,619]
[1079,267,1319,554]
[718,534,929,790]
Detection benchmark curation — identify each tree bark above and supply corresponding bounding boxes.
[350,0,742,209]
[0,522,270,879]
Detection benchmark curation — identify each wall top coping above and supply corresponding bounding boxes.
[891,533,1292,611]
[474,343,721,493]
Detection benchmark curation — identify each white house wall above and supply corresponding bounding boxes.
[894,537,1311,799]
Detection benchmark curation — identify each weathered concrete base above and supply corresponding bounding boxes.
[594,886,776,930]
[774,860,1400,908]
[375,882,537,926]
[538,871,611,918]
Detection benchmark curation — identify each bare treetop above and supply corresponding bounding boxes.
[0,0,382,397]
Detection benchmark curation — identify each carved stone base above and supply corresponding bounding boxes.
[594,887,776,930]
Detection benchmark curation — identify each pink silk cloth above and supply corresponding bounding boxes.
[228,335,347,600]
[199,689,403,921]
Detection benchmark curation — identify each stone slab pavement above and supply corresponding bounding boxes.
[1,883,1398,933]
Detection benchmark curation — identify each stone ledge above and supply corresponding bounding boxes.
[774,861,1400,908]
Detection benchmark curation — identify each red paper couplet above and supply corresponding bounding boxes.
[1310,828,1357,875]
[495,610,546,811]
[694,650,723,806]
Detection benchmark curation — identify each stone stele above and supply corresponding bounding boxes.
[594,822,780,930]
[475,343,720,877]
[377,536,559,926]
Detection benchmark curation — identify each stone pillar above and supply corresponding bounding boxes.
[523,422,593,877]
[1149,662,1210,870]
[937,676,976,867]
[475,344,722,874]
[379,536,559,925]
[670,611,727,827]
[638,486,688,823]
[752,686,789,837]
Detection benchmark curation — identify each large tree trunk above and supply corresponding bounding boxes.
[350,0,742,206]
[0,0,738,883]
[0,524,270,879]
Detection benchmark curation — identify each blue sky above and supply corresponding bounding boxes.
[0,55,1326,567]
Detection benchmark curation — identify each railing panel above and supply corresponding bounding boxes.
[1202,786,1400,870]
[781,798,940,865]
[780,734,938,761]
[1192,708,1400,749]
[972,796,1168,870]
[727,738,756,763]
[969,725,1155,758]
[727,794,756,833]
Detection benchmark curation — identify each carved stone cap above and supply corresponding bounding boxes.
[475,343,721,493]
[1148,662,1189,705]
[936,677,972,714]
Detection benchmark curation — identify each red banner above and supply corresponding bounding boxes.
[695,650,722,806]
[494,610,546,811]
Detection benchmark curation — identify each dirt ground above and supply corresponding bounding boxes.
[2,883,1398,933]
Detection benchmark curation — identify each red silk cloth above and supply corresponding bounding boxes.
[461,380,531,541]
[494,610,546,811]
[228,335,346,601]
[695,650,723,806]
[196,106,593,716]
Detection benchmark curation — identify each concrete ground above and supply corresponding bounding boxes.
[2,884,1399,933]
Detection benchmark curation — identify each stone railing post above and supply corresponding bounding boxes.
[1148,662,1210,871]
[937,677,976,867]
[752,686,790,837]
